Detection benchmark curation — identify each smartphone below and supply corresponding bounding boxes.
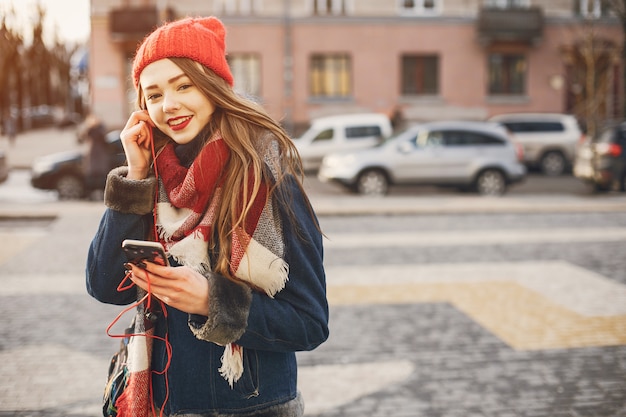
[122,239,169,267]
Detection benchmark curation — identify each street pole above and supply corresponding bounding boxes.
[283,0,294,136]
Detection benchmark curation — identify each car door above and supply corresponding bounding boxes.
[392,129,445,183]
[436,130,478,181]
[301,127,335,168]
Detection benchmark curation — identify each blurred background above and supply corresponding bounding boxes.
[0,0,624,137]
[1,1,626,417]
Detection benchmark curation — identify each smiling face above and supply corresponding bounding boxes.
[139,58,215,145]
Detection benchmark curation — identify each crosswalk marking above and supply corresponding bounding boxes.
[326,262,626,350]
[324,228,626,248]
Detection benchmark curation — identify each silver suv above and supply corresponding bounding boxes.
[488,113,584,176]
[318,121,526,196]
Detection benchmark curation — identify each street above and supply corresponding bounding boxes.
[0,133,625,416]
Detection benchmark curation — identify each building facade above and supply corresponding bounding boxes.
[89,0,623,134]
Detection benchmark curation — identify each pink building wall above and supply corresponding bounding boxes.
[90,9,622,132]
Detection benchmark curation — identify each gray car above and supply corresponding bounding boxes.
[488,113,583,176]
[318,121,526,196]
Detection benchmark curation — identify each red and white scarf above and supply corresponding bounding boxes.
[154,132,288,386]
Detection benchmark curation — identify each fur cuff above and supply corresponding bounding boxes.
[104,167,157,215]
[189,272,252,345]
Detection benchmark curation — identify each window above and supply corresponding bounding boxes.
[213,0,260,15]
[425,131,444,147]
[574,0,610,18]
[227,53,261,98]
[345,125,383,139]
[488,54,526,95]
[483,0,530,8]
[312,0,347,15]
[401,55,439,95]
[470,133,505,145]
[399,0,440,14]
[310,54,351,99]
[502,121,565,133]
[311,129,333,143]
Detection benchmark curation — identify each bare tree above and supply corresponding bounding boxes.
[606,0,626,119]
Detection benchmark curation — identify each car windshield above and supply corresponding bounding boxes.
[378,127,422,147]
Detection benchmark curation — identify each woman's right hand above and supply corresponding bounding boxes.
[120,110,156,180]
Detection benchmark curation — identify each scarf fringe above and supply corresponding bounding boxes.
[234,237,289,298]
[219,343,244,388]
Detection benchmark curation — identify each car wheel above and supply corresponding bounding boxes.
[356,169,389,196]
[475,169,506,196]
[56,174,85,200]
[540,151,566,176]
[593,183,610,193]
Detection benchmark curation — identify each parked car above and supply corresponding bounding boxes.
[318,121,526,196]
[573,122,626,192]
[293,113,392,172]
[31,130,126,199]
[488,113,584,176]
[0,150,8,184]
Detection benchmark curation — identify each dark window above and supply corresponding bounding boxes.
[502,121,564,133]
[467,132,505,145]
[313,0,347,15]
[345,125,382,139]
[401,55,439,95]
[441,131,504,146]
[488,54,526,95]
[573,0,611,18]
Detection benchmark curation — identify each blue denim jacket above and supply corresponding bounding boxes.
[86,167,329,416]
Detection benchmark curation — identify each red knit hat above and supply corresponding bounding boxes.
[132,16,234,89]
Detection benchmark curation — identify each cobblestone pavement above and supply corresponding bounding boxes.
[0,128,625,416]
[1,207,625,417]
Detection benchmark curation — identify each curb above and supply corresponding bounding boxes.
[2,194,626,221]
[308,194,626,216]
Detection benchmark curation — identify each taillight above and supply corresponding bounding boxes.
[609,143,622,157]
[515,143,524,162]
[596,142,622,157]
[507,131,524,162]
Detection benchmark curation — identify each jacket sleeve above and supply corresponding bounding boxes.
[85,167,157,305]
[189,177,329,352]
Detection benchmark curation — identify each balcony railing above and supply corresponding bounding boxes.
[109,6,175,41]
[477,7,544,45]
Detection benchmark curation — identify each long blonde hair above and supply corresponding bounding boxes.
[136,57,310,277]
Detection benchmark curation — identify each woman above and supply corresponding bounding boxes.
[86,16,328,417]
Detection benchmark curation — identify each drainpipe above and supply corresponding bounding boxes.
[283,0,294,135]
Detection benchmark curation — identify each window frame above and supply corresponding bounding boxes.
[397,0,441,15]
[401,54,440,96]
[309,0,351,16]
[309,53,352,100]
[227,52,262,99]
[487,53,527,96]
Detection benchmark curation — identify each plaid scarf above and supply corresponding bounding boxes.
[154,132,288,386]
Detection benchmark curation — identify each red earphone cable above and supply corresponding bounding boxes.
[105,126,171,417]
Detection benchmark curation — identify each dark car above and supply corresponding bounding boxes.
[573,122,626,192]
[30,130,126,199]
[0,150,9,184]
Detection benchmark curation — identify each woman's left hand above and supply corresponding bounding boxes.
[126,262,210,316]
